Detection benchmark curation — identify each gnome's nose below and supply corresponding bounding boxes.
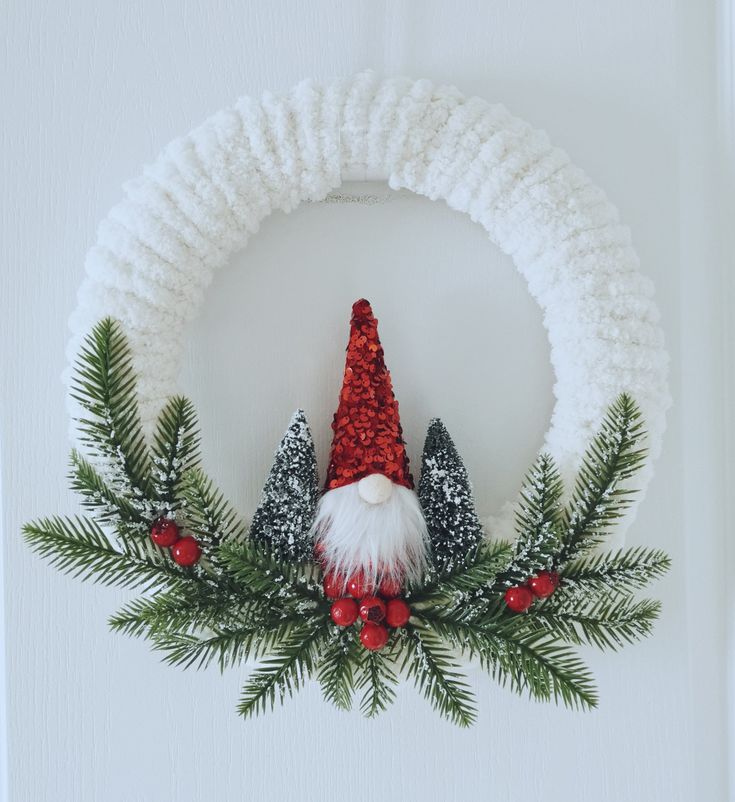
[358,473,394,505]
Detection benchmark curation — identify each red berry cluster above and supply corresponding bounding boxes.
[504,571,560,613]
[150,518,202,567]
[323,569,411,651]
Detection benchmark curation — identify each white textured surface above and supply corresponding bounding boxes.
[0,2,728,802]
[65,73,669,544]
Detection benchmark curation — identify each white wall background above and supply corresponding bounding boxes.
[0,2,730,801]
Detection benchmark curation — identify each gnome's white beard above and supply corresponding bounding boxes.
[312,483,430,587]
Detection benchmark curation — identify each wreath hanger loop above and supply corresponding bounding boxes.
[65,71,670,543]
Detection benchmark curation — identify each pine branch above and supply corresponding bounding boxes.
[500,628,598,709]
[23,516,181,591]
[150,611,308,671]
[70,318,153,503]
[69,449,146,526]
[356,644,400,718]
[108,581,250,639]
[318,628,360,711]
[151,396,201,509]
[411,541,513,605]
[237,622,328,719]
[401,625,477,727]
[219,539,322,605]
[559,546,671,597]
[557,394,647,564]
[181,468,247,551]
[420,607,598,710]
[530,595,662,651]
[495,453,563,587]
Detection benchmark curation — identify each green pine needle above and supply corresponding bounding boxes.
[411,540,513,604]
[150,612,308,671]
[560,546,671,596]
[495,452,563,587]
[420,607,598,710]
[558,394,647,564]
[318,628,361,711]
[108,582,248,639]
[69,449,146,526]
[181,468,247,550]
[501,628,598,709]
[70,318,153,499]
[219,539,322,603]
[530,595,662,651]
[356,644,400,718]
[23,516,180,591]
[401,625,477,727]
[151,396,201,507]
[237,622,328,719]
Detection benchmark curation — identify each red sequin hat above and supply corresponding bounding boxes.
[325,299,413,491]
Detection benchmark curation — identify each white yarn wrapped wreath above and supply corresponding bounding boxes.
[65,72,670,543]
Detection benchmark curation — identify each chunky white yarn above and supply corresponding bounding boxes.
[65,72,670,543]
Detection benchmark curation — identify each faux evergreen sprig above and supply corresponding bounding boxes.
[23,318,670,727]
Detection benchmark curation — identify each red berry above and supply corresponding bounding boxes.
[150,517,180,547]
[330,598,359,627]
[504,586,534,613]
[170,536,202,567]
[323,573,345,599]
[358,596,386,624]
[313,541,326,564]
[360,622,389,651]
[347,572,374,599]
[378,575,403,598]
[385,598,411,628]
[528,571,560,599]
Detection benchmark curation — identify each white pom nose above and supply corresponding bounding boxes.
[357,473,394,505]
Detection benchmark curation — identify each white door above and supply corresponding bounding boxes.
[1,3,729,801]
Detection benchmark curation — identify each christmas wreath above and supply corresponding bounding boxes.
[25,300,669,726]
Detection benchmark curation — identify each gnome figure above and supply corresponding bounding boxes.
[312,299,430,588]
